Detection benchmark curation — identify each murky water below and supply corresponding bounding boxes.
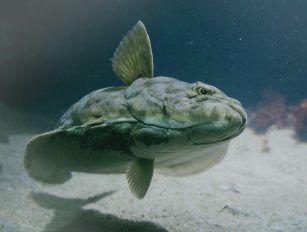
[0,1,306,231]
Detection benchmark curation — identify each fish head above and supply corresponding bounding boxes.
[126,76,246,145]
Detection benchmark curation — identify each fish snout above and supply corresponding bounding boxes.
[226,97,247,126]
[193,94,246,126]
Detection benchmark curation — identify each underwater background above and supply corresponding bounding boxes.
[0,1,307,231]
[1,0,307,116]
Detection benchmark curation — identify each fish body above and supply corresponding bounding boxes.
[24,21,246,199]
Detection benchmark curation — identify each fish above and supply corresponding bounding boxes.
[24,21,247,199]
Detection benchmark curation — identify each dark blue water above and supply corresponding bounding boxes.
[1,0,306,119]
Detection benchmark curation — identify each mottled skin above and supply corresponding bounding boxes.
[47,76,246,176]
[24,21,247,197]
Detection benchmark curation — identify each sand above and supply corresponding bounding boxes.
[0,125,307,232]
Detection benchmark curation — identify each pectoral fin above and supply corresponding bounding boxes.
[126,158,154,199]
[111,21,154,85]
[24,130,72,184]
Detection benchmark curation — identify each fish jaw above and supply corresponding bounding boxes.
[125,76,247,145]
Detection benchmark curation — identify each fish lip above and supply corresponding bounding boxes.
[210,97,247,126]
[189,116,246,145]
[192,123,245,146]
[193,137,231,146]
[227,101,247,126]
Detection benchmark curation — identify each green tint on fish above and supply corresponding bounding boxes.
[24,21,247,199]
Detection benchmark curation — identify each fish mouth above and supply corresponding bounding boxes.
[226,98,247,126]
[184,98,247,144]
[192,121,246,145]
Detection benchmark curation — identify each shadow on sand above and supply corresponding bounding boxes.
[31,191,167,232]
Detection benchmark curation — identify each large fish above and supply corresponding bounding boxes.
[24,21,247,199]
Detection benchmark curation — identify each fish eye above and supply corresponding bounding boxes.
[189,85,213,98]
[199,87,208,95]
[195,86,210,95]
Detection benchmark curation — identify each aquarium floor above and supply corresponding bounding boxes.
[0,128,306,232]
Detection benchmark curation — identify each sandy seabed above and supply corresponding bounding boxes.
[0,126,306,232]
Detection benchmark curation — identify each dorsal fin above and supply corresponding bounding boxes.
[111,21,154,85]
